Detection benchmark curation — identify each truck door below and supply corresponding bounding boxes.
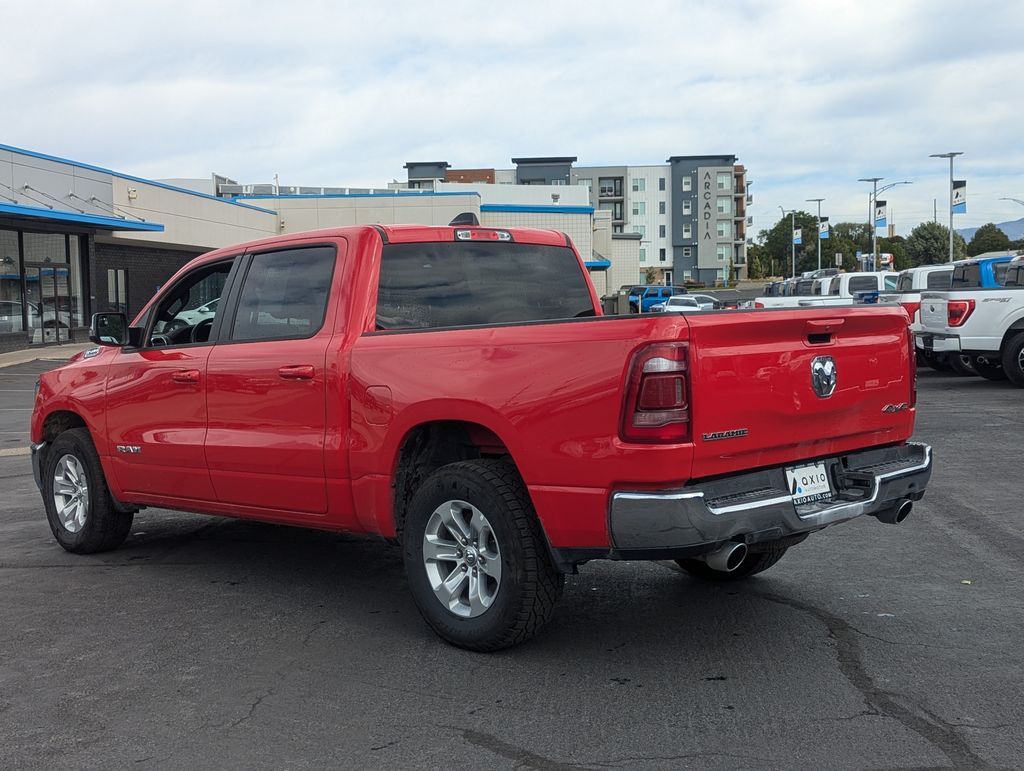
[105,257,239,501]
[204,243,339,516]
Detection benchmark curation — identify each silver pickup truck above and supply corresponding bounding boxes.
[918,256,1024,386]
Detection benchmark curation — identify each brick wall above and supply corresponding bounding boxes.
[92,241,204,318]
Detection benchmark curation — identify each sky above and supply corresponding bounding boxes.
[4,0,1024,237]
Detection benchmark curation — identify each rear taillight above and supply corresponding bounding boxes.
[907,326,917,407]
[900,301,921,322]
[947,299,975,327]
[620,342,690,443]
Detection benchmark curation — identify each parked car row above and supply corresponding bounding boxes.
[917,255,1024,386]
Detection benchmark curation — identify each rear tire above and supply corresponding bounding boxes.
[1000,332,1024,388]
[948,354,977,377]
[972,355,1007,381]
[43,428,133,554]
[402,459,564,651]
[919,350,952,372]
[676,544,790,582]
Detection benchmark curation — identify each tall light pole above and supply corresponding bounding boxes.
[859,178,912,269]
[780,205,796,278]
[930,152,964,263]
[806,198,825,270]
[858,177,882,268]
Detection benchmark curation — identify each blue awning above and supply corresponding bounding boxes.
[585,259,611,269]
[0,201,164,232]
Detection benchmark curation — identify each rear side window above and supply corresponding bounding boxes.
[230,246,335,341]
[926,270,952,290]
[995,263,1009,285]
[951,264,981,288]
[1005,264,1024,287]
[376,242,594,330]
[896,273,913,292]
[849,276,877,294]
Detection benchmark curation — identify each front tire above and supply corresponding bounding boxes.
[43,428,133,554]
[402,459,563,651]
[972,355,1007,381]
[1000,332,1024,388]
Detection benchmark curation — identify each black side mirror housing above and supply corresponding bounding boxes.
[89,312,129,346]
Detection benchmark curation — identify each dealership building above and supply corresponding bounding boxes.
[0,143,612,353]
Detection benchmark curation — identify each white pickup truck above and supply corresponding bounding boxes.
[918,256,1024,386]
[879,265,957,371]
[755,272,897,309]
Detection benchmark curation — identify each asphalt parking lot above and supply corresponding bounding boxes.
[1,360,1022,770]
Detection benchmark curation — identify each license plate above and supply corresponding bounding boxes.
[786,463,832,505]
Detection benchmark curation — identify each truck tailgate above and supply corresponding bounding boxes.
[919,295,949,331]
[684,307,914,479]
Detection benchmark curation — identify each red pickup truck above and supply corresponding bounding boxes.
[31,222,932,650]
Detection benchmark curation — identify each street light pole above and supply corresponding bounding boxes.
[780,205,796,278]
[930,152,963,263]
[859,178,912,270]
[806,198,824,270]
[858,177,882,269]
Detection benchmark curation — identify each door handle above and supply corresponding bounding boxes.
[278,365,315,381]
[171,369,201,384]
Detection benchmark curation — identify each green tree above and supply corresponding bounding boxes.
[904,221,967,265]
[759,211,823,277]
[644,267,658,284]
[967,223,1011,256]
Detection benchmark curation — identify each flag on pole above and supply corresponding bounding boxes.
[952,180,967,214]
[874,201,887,230]
[819,217,830,240]
[793,228,802,245]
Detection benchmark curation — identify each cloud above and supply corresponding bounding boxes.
[3,0,1023,233]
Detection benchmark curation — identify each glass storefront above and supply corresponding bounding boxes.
[0,227,89,346]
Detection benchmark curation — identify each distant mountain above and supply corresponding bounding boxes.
[958,217,1024,242]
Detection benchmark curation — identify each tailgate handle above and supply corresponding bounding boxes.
[806,318,844,344]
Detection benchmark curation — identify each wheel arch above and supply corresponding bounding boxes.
[390,419,519,544]
[1000,317,1024,350]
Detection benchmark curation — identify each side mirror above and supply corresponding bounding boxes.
[89,313,129,346]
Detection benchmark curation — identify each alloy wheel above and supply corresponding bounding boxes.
[422,500,502,618]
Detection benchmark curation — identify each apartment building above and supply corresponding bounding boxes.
[570,155,751,285]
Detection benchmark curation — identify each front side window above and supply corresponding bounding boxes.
[995,263,1009,284]
[150,261,233,346]
[230,246,335,341]
[896,272,914,292]
[376,241,594,330]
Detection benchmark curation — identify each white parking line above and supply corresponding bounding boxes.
[0,447,30,457]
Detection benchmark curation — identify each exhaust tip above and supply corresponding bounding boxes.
[704,541,748,572]
[894,499,912,524]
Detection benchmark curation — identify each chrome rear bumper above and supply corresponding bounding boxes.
[608,442,931,553]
